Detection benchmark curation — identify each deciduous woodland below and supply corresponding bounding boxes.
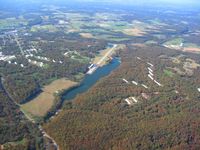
[44,45,200,150]
[1,1,200,149]
[0,79,45,150]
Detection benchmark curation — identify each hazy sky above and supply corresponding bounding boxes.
[79,0,199,5]
[4,0,199,4]
[2,0,199,7]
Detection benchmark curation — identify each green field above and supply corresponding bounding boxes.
[0,17,28,30]
[164,69,175,77]
[31,25,58,32]
[164,38,184,46]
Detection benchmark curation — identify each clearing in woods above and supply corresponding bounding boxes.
[21,79,77,117]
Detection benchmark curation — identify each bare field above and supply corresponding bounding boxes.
[79,33,94,38]
[21,79,77,117]
[123,28,146,36]
[43,79,77,94]
[183,47,200,52]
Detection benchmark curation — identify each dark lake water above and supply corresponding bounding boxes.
[62,57,121,101]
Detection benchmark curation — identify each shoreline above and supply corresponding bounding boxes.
[20,43,122,123]
[21,78,78,119]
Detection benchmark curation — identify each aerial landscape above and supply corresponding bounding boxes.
[0,0,200,149]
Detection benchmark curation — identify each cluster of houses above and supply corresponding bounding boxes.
[26,54,63,65]
[0,52,16,61]
[146,62,163,87]
[34,56,63,64]
[125,97,138,106]
[122,78,149,89]
[122,78,149,105]
[64,50,79,57]
[24,48,38,56]
[0,52,26,68]
[137,57,163,87]
[24,48,63,67]
[122,56,165,106]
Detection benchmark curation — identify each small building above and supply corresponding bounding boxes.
[148,74,154,80]
[154,80,163,87]
[148,67,153,73]
[125,99,132,105]
[132,80,138,85]
[122,78,129,84]
[20,64,24,68]
[149,71,154,76]
[142,93,150,100]
[88,64,94,69]
[131,97,138,103]
[141,84,148,89]
[147,62,154,67]
[87,65,98,74]
[39,62,44,67]
[124,97,138,106]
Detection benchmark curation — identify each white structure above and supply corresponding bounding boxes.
[198,88,200,92]
[147,62,154,67]
[148,67,153,73]
[87,66,98,74]
[0,53,16,61]
[88,64,94,69]
[141,84,148,89]
[64,52,70,56]
[149,71,154,76]
[125,97,138,106]
[20,64,24,68]
[123,79,129,84]
[39,62,44,67]
[154,80,163,87]
[148,74,154,80]
[132,81,138,85]
[125,99,132,105]
[131,97,138,103]
[136,57,141,60]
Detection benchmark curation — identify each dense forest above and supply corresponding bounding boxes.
[0,78,45,150]
[44,45,200,150]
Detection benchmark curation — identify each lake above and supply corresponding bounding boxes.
[62,57,121,101]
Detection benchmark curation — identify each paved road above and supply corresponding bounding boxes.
[13,35,25,55]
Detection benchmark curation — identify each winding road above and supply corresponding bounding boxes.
[0,77,59,150]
